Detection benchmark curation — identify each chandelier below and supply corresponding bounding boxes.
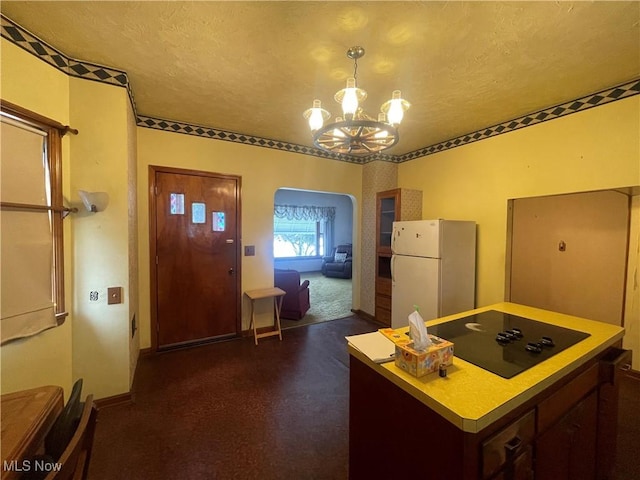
[303,46,410,156]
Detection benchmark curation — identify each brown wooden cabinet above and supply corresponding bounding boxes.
[536,391,598,480]
[482,409,535,479]
[349,346,629,480]
[480,375,601,480]
[375,188,421,325]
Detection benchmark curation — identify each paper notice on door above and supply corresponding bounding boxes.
[346,331,396,364]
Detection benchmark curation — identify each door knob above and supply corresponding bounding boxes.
[228,268,234,275]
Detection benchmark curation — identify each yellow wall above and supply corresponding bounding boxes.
[136,128,363,348]
[0,39,73,396]
[127,100,140,387]
[624,196,640,370]
[69,77,133,399]
[398,96,640,309]
[1,39,136,400]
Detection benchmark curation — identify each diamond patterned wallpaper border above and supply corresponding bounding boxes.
[2,14,638,165]
[1,15,138,118]
[136,115,366,164]
[396,79,640,163]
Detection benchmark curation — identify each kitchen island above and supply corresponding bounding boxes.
[348,302,628,479]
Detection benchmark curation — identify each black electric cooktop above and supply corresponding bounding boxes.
[429,310,590,379]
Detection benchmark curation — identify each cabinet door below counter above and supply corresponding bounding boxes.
[535,390,598,480]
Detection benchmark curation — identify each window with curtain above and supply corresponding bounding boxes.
[1,104,67,344]
[273,205,335,258]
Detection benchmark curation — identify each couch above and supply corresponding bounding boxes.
[321,244,353,279]
[274,269,311,320]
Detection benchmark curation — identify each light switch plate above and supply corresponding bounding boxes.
[108,287,122,305]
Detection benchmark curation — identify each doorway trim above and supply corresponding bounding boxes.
[148,165,242,352]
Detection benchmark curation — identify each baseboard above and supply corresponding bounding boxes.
[352,309,388,326]
[624,367,640,381]
[351,309,373,320]
[94,391,133,409]
[139,347,153,357]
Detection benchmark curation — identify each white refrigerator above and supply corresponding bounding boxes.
[391,219,476,329]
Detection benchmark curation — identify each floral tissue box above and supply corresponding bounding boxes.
[380,328,454,378]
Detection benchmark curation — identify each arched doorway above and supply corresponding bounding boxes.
[273,188,354,328]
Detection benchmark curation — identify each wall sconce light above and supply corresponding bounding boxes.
[78,190,109,213]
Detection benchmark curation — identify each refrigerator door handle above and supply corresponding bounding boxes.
[391,225,397,254]
[391,254,395,283]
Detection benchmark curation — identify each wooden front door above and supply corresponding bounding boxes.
[151,166,241,349]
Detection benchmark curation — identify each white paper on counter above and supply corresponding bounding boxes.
[346,331,396,364]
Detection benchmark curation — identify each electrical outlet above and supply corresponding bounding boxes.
[244,245,255,256]
[89,291,99,301]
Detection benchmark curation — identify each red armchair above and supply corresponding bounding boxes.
[274,269,311,320]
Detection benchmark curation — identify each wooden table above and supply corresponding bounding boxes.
[1,385,63,480]
[245,287,286,345]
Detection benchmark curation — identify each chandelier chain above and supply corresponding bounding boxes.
[353,57,358,84]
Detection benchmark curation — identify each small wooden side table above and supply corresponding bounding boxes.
[245,287,286,345]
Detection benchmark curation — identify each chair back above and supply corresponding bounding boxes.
[46,379,84,461]
[336,244,352,258]
[274,268,302,291]
[44,395,98,480]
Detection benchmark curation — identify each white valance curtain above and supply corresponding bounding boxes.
[1,116,57,344]
[274,205,336,222]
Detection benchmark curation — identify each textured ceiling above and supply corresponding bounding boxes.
[2,1,639,156]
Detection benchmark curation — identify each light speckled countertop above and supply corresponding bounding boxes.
[348,302,624,433]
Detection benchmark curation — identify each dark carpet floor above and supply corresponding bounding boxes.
[614,370,640,480]
[88,315,377,480]
[88,316,640,480]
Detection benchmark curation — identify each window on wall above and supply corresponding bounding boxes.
[273,205,335,258]
[274,217,324,257]
[0,102,70,344]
